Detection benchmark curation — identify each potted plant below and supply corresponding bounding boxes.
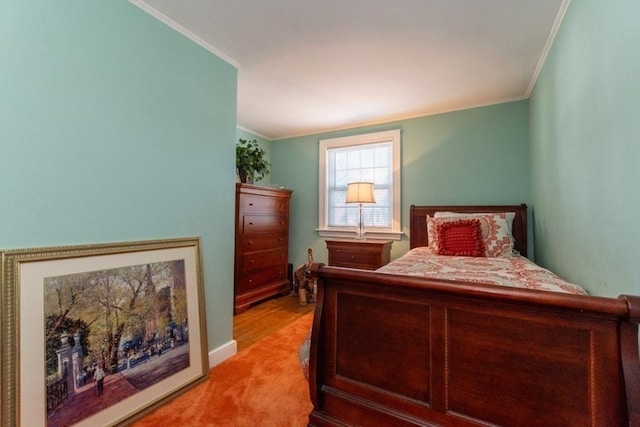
[236,138,270,184]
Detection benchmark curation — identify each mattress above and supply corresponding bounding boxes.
[376,246,587,295]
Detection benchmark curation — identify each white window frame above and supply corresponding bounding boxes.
[318,129,402,240]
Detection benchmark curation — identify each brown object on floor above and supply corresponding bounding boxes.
[234,183,293,315]
[132,311,313,427]
[293,248,316,305]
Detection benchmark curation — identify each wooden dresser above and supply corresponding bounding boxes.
[234,183,293,314]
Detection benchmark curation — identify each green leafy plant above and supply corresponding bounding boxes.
[236,138,270,183]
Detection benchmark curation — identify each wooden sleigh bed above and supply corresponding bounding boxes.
[306,204,640,427]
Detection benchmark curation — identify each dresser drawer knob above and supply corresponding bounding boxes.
[248,240,253,245]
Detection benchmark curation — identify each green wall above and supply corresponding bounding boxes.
[529,0,640,297]
[272,101,531,268]
[0,1,238,351]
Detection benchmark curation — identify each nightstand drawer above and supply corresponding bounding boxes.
[326,239,393,270]
[331,250,379,269]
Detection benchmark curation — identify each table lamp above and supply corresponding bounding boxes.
[346,182,376,240]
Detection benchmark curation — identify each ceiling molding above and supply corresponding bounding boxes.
[236,125,272,141]
[526,0,571,97]
[268,95,529,141]
[130,0,239,68]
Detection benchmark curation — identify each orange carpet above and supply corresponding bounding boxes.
[132,313,313,427]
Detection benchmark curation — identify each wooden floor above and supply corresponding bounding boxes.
[233,293,315,352]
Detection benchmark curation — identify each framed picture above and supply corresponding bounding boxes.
[1,237,209,427]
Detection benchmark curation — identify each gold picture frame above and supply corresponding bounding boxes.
[1,237,209,427]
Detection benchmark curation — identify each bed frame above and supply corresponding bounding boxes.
[307,204,639,426]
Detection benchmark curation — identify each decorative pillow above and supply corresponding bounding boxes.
[427,212,515,257]
[425,215,438,252]
[435,219,484,256]
[434,211,515,233]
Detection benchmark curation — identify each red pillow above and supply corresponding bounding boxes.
[435,219,485,257]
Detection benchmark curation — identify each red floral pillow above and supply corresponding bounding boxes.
[434,212,514,257]
[426,213,514,257]
[435,219,485,257]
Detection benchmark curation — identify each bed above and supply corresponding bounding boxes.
[305,204,640,427]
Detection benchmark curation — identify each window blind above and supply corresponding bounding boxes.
[327,141,392,229]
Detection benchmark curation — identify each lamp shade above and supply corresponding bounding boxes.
[346,182,375,204]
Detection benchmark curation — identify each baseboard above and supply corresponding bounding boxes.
[208,339,237,368]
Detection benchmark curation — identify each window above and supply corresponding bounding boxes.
[318,129,402,239]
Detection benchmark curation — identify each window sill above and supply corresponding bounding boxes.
[317,229,404,241]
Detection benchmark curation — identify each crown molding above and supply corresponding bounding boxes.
[130,0,240,69]
[236,125,272,141]
[526,0,571,97]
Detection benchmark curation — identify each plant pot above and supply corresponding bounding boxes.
[238,170,253,184]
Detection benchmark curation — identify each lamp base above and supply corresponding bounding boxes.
[355,203,367,240]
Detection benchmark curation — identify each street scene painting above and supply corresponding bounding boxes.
[1,238,208,427]
[44,259,189,426]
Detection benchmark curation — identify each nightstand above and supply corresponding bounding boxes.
[325,239,393,270]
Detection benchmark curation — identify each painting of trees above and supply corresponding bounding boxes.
[44,259,187,375]
[1,239,206,427]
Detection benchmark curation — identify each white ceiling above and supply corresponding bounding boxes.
[135,0,568,140]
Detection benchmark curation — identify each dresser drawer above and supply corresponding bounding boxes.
[241,248,287,272]
[236,264,287,294]
[240,195,289,214]
[242,214,288,234]
[240,233,287,252]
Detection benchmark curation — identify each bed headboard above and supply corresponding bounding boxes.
[409,204,528,257]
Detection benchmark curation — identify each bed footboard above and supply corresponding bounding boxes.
[308,264,640,427]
